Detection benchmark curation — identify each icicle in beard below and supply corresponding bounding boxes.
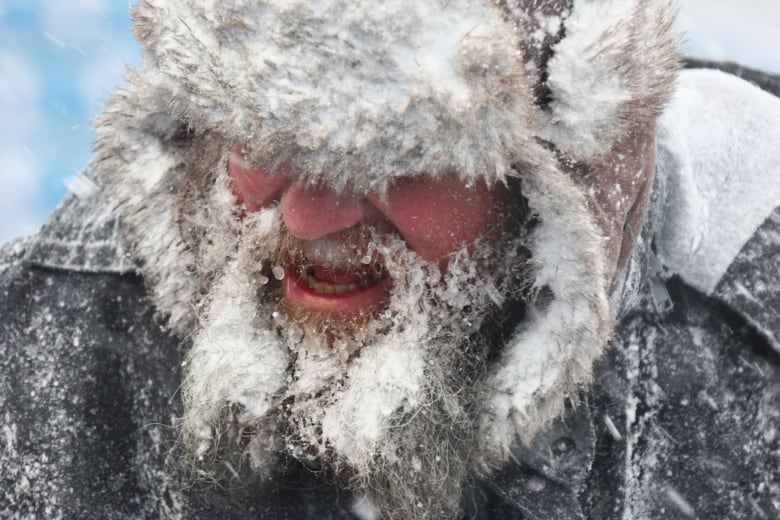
[177,143,532,518]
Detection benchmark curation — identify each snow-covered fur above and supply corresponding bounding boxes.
[131,0,539,193]
[93,0,679,511]
[539,0,679,162]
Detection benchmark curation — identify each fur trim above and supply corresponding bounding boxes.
[129,0,678,181]
[93,91,201,334]
[539,0,679,162]
[132,0,539,192]
[475,153,612,472]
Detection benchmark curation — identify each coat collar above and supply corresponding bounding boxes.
[24,187,137,275]
[712,206,780,355]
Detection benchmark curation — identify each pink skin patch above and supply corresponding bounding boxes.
[228,149,507,316]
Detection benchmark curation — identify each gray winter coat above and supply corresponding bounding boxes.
[1,65,778,519]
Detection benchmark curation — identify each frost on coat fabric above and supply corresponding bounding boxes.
[0,195,363,519]
[587,279,780,518]
[0,223,184,518]
[584,201,780,518]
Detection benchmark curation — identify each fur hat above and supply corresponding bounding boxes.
[94,0,679,463]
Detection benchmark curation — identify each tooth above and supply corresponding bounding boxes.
[294,263,385,295]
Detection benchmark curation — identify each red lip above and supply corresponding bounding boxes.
[283,266,391,315]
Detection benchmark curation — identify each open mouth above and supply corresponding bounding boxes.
[296,265,386,294]
[283,263,391,315]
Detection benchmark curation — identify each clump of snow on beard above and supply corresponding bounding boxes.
[179,205,290,485]
[179,185,526,516]
[276,227,506,517]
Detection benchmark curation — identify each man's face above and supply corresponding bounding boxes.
[228,149,510,322]
[178,144,527,518]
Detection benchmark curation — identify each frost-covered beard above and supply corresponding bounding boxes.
[177,175,527,518]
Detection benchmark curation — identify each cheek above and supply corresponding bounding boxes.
[228,150,289,211]
[369,177,508,262]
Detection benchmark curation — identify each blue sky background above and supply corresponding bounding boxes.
[1,1,779,243]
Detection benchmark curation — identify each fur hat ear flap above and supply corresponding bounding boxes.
[537,0,680,163]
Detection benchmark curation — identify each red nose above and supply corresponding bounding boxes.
[280,183,368,240]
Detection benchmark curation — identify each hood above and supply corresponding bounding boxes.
[93,0,679,464]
